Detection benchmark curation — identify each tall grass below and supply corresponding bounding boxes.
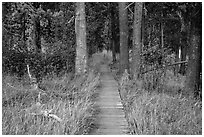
[118,69,202,135]
[2,69,100,135]
[122,90,202,135]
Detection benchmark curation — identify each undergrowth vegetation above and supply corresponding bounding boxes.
[123,90,202,135]
[2,68,100,135]
[110,61,202,135]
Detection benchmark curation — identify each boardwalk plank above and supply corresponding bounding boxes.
[90,63,129,135]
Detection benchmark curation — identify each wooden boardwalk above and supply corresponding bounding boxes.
[90,63,129,135]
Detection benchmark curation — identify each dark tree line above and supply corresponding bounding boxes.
[110,2,201,98]
[2,2,202,99]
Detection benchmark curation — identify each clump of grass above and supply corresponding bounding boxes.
[142,69,186,95]
[2,69,100,135]
[40,72,74,91]
[127,90,201,135]
[119,71,202,135]
[162,70,185,94]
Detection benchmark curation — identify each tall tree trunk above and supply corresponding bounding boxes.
[140,3,145,73]
[47,16,52,40]
[179,22,190,75]
[60,3,67,44]
[21,12,26,50]
[160,13,164,49]
[159,11,164,66]
[75,2,87,74]
[177,11,190,75]
[179,35,187,75]
[34,16,41,53]
[110,3,116,63]
[185,25,201,97]
[27,15,42,85]
[174,44,180,75]
[112,40,116,62]
[132,2,143,79]
[119,2,129,74]
[141,3,145,52]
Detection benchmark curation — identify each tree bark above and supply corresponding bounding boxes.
[34,16,41,53]
[159,11,164,66]
[160,12,164,49]
[141,3,145,52]
[179,35,187,75]
[177,11,190,75]
[75,2,87,74]
[132,2,143,79]
[110,3,116,63]
[21,12,26,51]
[185,26,201,97]
[140,3,145,73]
[119,2,129,74]
[174,44,180,75]
[60,3,67,43]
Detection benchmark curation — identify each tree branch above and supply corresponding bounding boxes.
[141,60,188,74]
[170,60,188,66]
[67,16,75,24]
[124,2,134,10]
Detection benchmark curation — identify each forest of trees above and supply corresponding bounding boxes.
[2,2,202,99]
[2,2,202,135]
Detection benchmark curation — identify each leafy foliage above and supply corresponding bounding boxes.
[2,2,76,79]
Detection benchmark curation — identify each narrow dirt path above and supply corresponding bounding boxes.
[90,55,129,135]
